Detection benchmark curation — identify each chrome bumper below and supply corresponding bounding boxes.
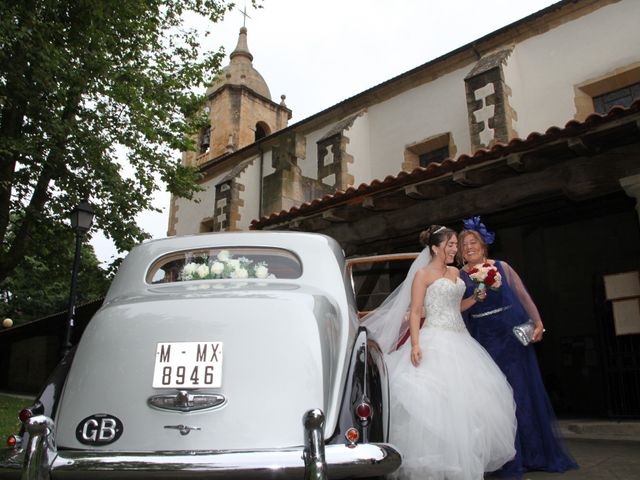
[0,443,401,479]
[51,443,399,479]
[0,411,401,480]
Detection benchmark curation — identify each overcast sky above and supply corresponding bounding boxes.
[91,0,559,266]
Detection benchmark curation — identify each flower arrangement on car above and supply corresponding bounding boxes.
[180,250,271,280]
[468,262,502,300]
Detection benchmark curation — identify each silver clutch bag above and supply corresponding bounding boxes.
[513,319,535,346]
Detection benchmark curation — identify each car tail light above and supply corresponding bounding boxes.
[18,408,33,423]
[355,402,372,421]
[7,434,21,448]
[18,401,44,424]
[345,427,359,447]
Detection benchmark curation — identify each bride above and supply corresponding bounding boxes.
[362,225,517,480]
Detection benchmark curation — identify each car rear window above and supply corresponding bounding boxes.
[147,247,302,284]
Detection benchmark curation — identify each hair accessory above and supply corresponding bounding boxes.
[434,226,446,234]
[462,216,495,245]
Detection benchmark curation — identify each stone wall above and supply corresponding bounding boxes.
[464,48,518,150]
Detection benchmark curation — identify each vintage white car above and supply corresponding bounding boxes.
[0,231,401,479]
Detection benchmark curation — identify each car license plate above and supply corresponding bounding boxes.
[152,342,223,388]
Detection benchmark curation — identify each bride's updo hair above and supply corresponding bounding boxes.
[419,225,455,253]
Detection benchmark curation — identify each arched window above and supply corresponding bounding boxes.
[255,122,270,141]
[200,126,211,153]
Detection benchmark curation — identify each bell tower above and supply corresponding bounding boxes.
[184,27,292,167]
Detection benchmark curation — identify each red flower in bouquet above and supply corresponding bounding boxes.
[468,262,502,297]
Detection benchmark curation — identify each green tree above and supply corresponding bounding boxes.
[0,0,242,284]
[0,217,110,325]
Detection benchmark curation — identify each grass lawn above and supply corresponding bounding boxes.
[0,394,33,443]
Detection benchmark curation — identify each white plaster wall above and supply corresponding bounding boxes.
[258,115,371,193]
[260,134,324,181]
[173,174,224,236]
[297,114,372,186]
[300,125,334,180]
[237,157,261,229]
[287,0,640,186]
[343,113,372,187]
[262,149,274,177]
[502,52,522,137]
[366,68,472,181]
[263,67,474,188]
[505,0,640,137]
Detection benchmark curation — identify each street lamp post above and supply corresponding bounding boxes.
[61,199,95,358]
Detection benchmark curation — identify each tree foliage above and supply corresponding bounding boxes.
[0,217,110,325]
[0,0,239,285]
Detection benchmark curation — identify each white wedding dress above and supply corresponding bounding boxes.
[386,277,517,480]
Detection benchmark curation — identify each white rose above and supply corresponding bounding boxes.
[183,262,198,275]
[195,264,210,278]
[233,267,249,279]
[255,265,269,279]
[217,250,231,261]
[211,261,225,275]
[182,263,199,280]
[227,259,240,270]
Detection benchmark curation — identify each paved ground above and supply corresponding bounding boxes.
[487,419,640,480]
[519,438,640,480]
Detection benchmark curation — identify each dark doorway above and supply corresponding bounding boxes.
[484,193,640,418]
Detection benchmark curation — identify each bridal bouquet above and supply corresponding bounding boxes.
[180,250,271,281]
[468,263,502,299]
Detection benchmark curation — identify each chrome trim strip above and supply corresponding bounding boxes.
[303,409,327,480]
[163,425,202,436]
[148,390,227,412]
[470,305,512,318]
[49,443,401,479]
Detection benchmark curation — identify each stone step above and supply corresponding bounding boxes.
[558,419,640,441]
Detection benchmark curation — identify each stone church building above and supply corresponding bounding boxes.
[167,0,640,418]
[169,0,640,243]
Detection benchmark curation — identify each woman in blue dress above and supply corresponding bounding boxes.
[459,217,578,478]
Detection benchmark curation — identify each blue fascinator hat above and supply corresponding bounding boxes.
[462,216,495,245]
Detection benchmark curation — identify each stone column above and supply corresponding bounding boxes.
[317,134,354,191]
[464,48,517,151]
[213,181,232,231]
[261,133,306,217]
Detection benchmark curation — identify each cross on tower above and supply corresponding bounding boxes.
[239,3,251,27]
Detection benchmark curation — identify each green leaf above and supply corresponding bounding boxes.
[0,0,260,285]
